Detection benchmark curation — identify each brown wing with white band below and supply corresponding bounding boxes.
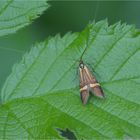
[79,61,104,104]
[83,66,104,98]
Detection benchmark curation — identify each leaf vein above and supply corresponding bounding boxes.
[0,5,46,22]
[32,36,80,95]
[94,28,132,68]
[5,41,49,101]
[0,0,13,16]
[6,106,35,138]
[110,48,140,80]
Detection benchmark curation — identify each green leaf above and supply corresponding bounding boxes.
[0,20,140,139]
[0,0,49,37]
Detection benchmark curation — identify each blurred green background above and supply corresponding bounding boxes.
[0,1,140,90]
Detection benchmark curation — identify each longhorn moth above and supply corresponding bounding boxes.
[79,59,104,105]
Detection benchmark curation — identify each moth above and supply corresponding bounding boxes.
[79,60,104,104]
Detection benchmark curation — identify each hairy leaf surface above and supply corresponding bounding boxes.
[0,20,140,139]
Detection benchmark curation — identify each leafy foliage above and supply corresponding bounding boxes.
[0,0,49,37]
[0,20,140,139]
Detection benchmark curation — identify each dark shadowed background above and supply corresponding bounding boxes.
[0,1,140,90]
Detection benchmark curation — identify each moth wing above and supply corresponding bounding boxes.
[90,85,104,98]
[80,90,89,105]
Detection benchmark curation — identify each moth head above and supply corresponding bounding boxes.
[79,60,84,69]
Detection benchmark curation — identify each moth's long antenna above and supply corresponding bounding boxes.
[80,32,89,61]
[80,1,100,62]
